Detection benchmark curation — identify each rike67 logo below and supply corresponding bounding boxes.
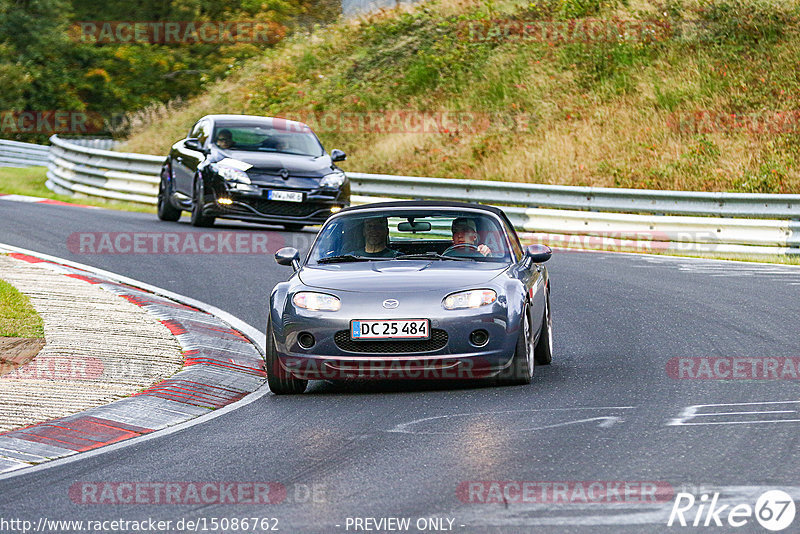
[668,490,796,531]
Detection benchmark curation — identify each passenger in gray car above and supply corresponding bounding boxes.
[349,217,400,258]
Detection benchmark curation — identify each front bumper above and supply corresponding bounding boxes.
[206,180,349,224]
[273,300,519,380]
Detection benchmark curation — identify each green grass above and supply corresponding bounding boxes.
[118,0,800,193]
[675,252,800,265]
[0,167,155,213]
[0,276,44,338]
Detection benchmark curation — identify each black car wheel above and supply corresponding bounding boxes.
[265,318,308,395]
[190,177,215,227]
[498,304,533,385]
[534,291,553,365]
[282,223,305,232]
[157,167,181,222]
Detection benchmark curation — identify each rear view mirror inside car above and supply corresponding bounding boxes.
[397,221,432,233]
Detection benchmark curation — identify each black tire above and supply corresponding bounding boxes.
[282,223,305,232]
[190,177,215,227]
[534,291,553,366]
[157,168,181,222]
[265,318,308,395]
[497,305,533,385]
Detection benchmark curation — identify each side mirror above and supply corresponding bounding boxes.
[525,244,552,264]
[184,138,205,152]
[275,247,301,270]
[330,149,346,162]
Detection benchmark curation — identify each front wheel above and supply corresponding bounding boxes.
[265,318,308,395]
[190,177,215,227]
[497,305,533,385]
[157,168,181,222]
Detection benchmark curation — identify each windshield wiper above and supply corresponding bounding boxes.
[317,254,390,264]
[394,253,471,262]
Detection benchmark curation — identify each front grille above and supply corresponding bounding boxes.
[249,172,319,181]
[334,329,448,354]
[241,199,326,217]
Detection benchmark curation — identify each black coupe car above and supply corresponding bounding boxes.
[157,114,350,230]
[267,201,553,394]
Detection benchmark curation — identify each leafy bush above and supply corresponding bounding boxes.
[557,0,626,19]
[0,0,338,142]
[690,0,800,44]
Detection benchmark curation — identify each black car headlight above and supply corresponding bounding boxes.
[214,165,251,184]
[320,172,346,188]
[442,289,497,310]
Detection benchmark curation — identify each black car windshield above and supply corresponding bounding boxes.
[307,210,513,264]
[212,120,324,157]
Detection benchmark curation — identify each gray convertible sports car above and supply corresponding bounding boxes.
[267,201,553,394]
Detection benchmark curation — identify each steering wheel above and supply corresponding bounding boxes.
[443,243,480,255]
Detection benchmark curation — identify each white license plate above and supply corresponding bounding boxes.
[351,319,430,340]
[268,190,303,202]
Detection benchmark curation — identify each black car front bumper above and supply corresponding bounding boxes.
[205,181,349,225]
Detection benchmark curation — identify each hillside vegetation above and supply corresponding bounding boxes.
[122,0,800,192]
[0,0,338,143]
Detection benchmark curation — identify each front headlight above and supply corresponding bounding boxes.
[443,289,497,310]
[293,292,341,311]
[320,172,346,188]
[215,165,251,184]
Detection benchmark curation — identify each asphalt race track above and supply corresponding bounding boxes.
[1,199,799,533]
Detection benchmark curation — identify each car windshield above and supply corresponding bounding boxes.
[307,210,513,264]
[212,120,324,157]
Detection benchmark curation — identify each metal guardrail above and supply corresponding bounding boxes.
[347,172,800,220]
[46,135,161,204]
[0,139,50,168]
[60,138,118,150]
[39,135,800,257]
[350,195,800,256]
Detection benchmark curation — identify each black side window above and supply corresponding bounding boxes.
[505,220,524,261]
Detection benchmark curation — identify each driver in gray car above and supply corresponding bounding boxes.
[446,217,492,256]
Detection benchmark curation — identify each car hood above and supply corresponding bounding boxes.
[298,261,508,293]
[213,149,336,178]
